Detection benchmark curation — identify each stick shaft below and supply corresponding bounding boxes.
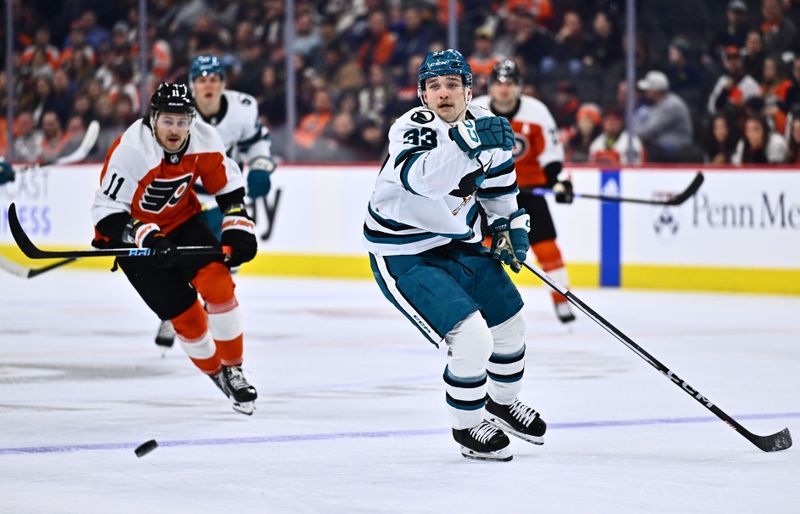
[521,260,791,452]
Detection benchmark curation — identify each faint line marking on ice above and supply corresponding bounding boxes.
[1,412,798,456]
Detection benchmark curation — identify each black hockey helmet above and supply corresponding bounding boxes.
[491,59,520,84]
[150,82,196,116]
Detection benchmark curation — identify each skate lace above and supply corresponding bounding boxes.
[509,400,539,427]
[226,366,250,390]
[469,422,502,444]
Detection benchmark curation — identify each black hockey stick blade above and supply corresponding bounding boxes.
[27,257,78,278]
[663,171,704,206]
[7,203,229,260]
[531,172,705,206]
[747,427,792,452]
[520,260,792,452]
[0,254,77,278]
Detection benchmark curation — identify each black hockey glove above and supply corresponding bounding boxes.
[552,179,574,204]
[221,204,257,268]
[490,209,530,273]
[125,219,179,268]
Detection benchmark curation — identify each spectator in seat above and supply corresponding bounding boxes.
[13,111,43,163]
[38,111,69,164]
[785,116,800,163]
[732,113,788,164]
[357,11,397,70]
[704,113,740,164]
[707,46,762,116]
[760,0,797,60]
[710,0,751,60]
[564,102,602,163]
[635,70,695,162]
[589,108,645,165]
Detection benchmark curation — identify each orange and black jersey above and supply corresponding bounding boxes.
[92,117,245,243]
[472,95,564,188]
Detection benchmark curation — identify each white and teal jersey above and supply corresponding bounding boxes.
[364,104,519,256]
[200,90,272,166]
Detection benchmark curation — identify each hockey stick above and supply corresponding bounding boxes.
[7,203,230,261]
[532,172,704,206]
[0,254,76,278]
[54,120,100,165]
[521,260,792,452]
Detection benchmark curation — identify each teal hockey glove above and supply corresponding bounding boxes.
[490,208,530,273]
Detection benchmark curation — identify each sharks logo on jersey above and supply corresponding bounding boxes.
[411,110,436,124]
[140,174,193,213]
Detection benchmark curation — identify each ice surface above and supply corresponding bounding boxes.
[0,270,797,513]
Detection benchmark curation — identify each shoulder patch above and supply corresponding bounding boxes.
[411,110,435,124]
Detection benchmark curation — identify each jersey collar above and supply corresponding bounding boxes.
[489,98,521,121]
[200,94,228,126]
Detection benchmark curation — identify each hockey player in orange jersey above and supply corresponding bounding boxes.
[473,59,576,323]
[91,83,258,414]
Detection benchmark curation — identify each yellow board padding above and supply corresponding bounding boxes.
[3,244,797,295]
[622,264,800,295]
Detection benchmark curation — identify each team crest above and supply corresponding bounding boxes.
[512,134,529,161]
[411,110,435,124]
[140,173,193,213]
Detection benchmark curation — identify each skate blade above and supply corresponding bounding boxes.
[487,418,545,446]
[232,401,255,416]
[459,446,513,462]
[154,338,174,358]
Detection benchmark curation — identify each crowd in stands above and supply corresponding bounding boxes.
[2,0,800,166]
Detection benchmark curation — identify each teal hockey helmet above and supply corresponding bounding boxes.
[417,49,472,90]
[189,54,225,82]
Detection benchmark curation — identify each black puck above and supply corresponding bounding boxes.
[135,439,158,458]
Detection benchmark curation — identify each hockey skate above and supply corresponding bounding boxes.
[554,301,576,324]
[452,421,512,462]
[485,397,546,445]
[210,365,257,415]
[154,320,175,356]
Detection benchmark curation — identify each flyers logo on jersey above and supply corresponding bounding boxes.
[512,133,529,161]
[140,174,193,213]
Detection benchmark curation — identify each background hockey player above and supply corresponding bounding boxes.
[473,59,576,324]
[364,50,546,461]
[155,54,277,350]
[0,157,15,186]
[92,82,258,414]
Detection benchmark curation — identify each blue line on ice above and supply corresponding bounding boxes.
[1,411,797,455]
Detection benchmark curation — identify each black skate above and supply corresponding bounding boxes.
[554,301,576,324]
[452,421,512,462]
[486,397,546,445]
[154,320,175,356]
[210,366,257,416]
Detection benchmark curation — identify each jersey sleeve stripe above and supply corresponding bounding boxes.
[363,224,438,244]
[367,204,415,231]
[237,124,269,152]
[486,158,514,178]
[477,183,519,198]
[399,152,424,195]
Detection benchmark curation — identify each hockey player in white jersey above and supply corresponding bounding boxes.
[473,59,576,324]
[154,55,277,351]
[364,50,547,461]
